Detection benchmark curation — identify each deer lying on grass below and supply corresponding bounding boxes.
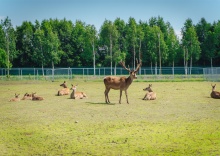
[104,59,142,104]
[70,84,87,99]
[142,84,156,100]
[21,93,32,100]
[32,92,44,101]
[210,84,220,99]
[57,81,70,96]
[9,93,20,102]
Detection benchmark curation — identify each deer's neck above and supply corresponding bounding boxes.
[126,75,134,86]
[148,88,153,92]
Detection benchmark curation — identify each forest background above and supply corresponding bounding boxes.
[0,16,220,72]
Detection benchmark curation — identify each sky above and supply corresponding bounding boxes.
[1,0,220,37]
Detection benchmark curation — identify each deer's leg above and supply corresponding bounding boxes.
[105,88,110,103]
[142,94,147,100]
[119,90,122,104]
[125,90,129,104]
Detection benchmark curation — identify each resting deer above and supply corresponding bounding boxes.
[32,92,44,101]
[21,93,32,100]
[57,81,70,96]
[142,84,156,100]
[210,84,220,99]
[70,84,87,99]
[104,59,142,104]
[9,93,20,102]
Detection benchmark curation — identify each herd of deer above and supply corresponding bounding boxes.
[8,60,220,102]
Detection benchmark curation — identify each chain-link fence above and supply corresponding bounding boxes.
[203,67,220,81]
[0,67,217,81]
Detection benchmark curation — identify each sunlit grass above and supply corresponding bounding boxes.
[0,80,220,155]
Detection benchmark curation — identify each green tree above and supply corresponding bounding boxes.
[85,24,97,75]
[99,19,118,74]
[52,18,74,67]
[166,23,180,75]
[1,17,17,77]
[214,21,220,65]
[113,18,127,74]
[43,23,62,69]
[33,27,46,75]
[125,17,138,69]
[15,21,34,67]
[71,20,87,67]
[0,48,7,67]
[195,18,212,66]
[0,25,6,50]
[182,18,201,75]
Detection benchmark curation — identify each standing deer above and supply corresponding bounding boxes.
[104,60,142,104]
[9,93,20,102]
[32,92,44,101]
[142,84,156,100]
[210,84,220,99]
[70,84,87,99]
[57,81,70,96]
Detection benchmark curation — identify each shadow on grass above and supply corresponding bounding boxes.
[85,102,116,105]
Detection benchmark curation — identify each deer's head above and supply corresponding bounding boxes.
[143,84,153,92]
[15,93,20,98]
[211,84,216,91]
[60,81,68,88]
[119,59,142,80]
[70,84,78,91]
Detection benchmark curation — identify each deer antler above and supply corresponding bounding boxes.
[119,61,131,72]
[134,59,142,72]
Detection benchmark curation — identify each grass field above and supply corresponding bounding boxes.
[0,79,220,155]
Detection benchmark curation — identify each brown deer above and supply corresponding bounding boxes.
[21,93,32,100]
[70,84,87,99]
[32,92,44,101]
[57,81,70,96]
[9,93,20,102]
[104,59,142,104]
[210,84,220,99]
[142,84,156,100]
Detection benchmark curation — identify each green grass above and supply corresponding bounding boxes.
[0,80,220,155]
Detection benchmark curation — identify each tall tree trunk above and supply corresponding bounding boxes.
[110,34,112,75]
[133,44,136,70]
[139,39,141,75]
[52,61,54,82]
[41,63,44,77]
[184,48,188,75]
[92,40,95,76]
[114,62,116,75]
[190,55,192,75]
[151,61,153,75]
[172,60,175,77]
[6,40,9,78]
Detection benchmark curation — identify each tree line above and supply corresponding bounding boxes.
[0,16,220,76]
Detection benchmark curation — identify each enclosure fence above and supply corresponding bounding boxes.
[203,67,220,81]
[0,67,219,81]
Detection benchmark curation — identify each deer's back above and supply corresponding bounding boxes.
[104,76,127,90]
[211,91,220,99]
[58,88,70,95]
[9,98,20,102]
